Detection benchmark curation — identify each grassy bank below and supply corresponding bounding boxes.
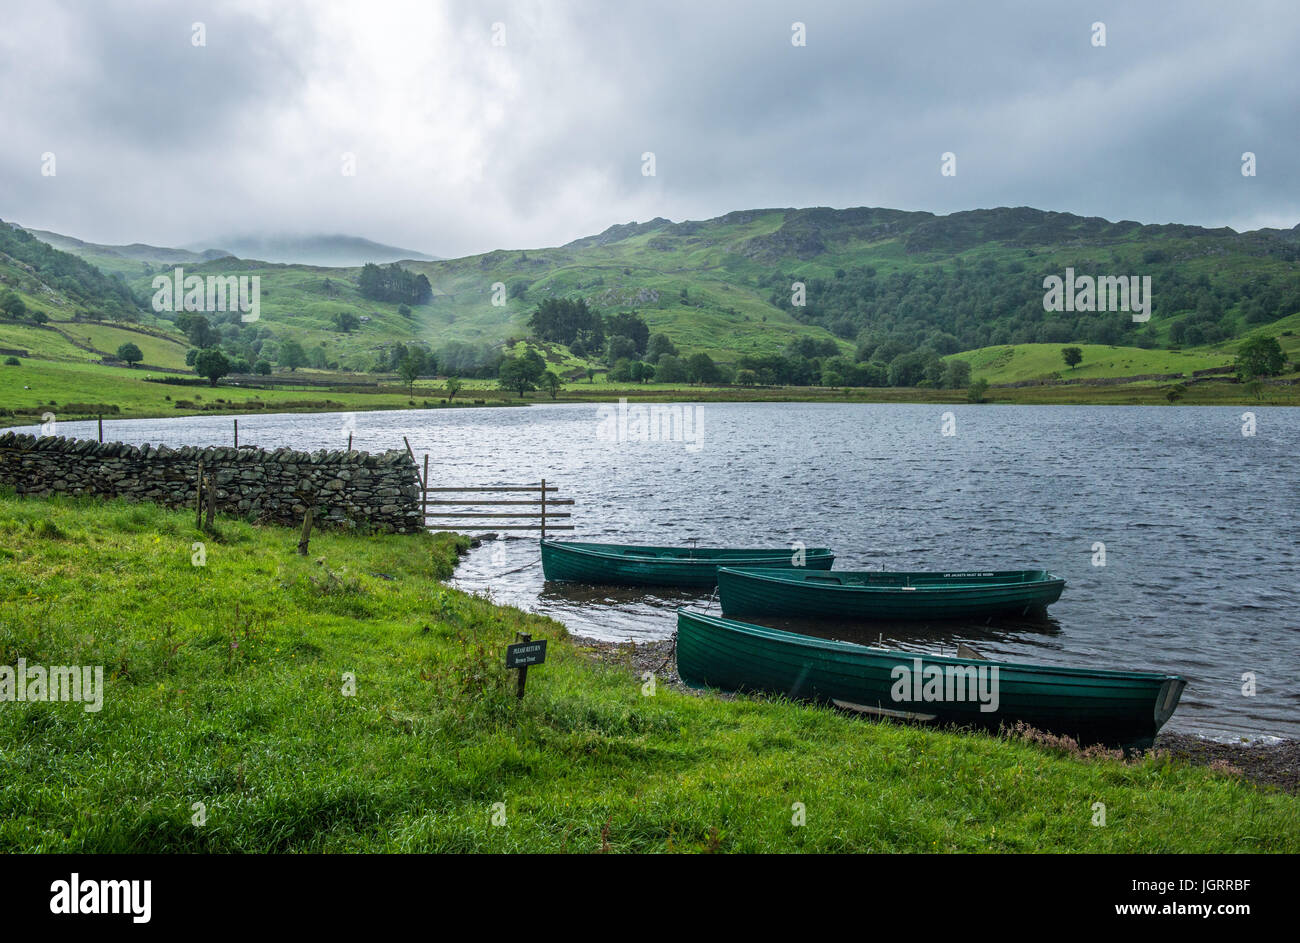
[0,493,1294,852]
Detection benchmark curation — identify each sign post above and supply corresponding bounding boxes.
[505,632,547,699]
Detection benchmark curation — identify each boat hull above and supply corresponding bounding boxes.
[676,609,1184,748]
[541,540,834,587]
[717,567,1065,621]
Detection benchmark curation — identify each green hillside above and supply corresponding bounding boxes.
[4,206,1298,404]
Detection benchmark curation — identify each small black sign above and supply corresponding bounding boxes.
[505,639,547,669]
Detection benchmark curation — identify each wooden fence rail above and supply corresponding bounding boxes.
[420,478,575,536]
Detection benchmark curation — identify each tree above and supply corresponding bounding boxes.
[1061,347,1083,369]
[444,377,463,402]
[527,297,603,347]
[498,356,537,397]
[116,342,143,367]
[0,291,27,319]
[887,350,934,387]
[398,349,427,393]
[604,312,649,354]
[254,360,272,376]
[397,303,412,319]
[541,370,562,399]
[1165,383,1187,404]
[967,378,990,403]
[1234,335,1285,379]
[735,368,758,387]
[586,367,595,383]
[194,349,231,387]
[655,354,688,383]
[520,349,546,384]
[941,359,971,389]
[686,353,720,384]
[646,333,678,363]
[334,311,361,333]
[609,358,634,382]
[29,310,48,324]
[606,334,638,365]
[278,339,307,372]
[186,316,217,349]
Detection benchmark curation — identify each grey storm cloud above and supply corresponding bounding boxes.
[1,0,1297,258]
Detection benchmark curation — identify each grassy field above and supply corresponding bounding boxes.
[948,343,1235,385]
[64,323,191,370]
[0,359,505,426]
[0,493,1295,852]
[4,355,1298,430]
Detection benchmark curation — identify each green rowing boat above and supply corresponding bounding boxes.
[540,539,834,587]
[677,609,1185,748]
[717,567,1065,621]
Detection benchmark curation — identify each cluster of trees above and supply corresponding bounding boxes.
[527,298,650,364]
[528,297,981,389]
[176,312,281,384]
[605,351,722,384]
[728,339,970,389]
[0,223,140,319]
[357,262,432,305]
[765,260,1300,358]
[365,341,510,381]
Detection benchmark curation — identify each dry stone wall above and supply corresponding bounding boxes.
[0,432,424,533]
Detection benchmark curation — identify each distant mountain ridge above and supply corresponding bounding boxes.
[23,227,231,265]
[184,233,440,267]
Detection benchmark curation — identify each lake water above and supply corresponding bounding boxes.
[28,402,1300,742]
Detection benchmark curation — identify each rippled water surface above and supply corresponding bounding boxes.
[38,402,1300,740]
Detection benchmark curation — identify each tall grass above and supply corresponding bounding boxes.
[0,493,1294,852]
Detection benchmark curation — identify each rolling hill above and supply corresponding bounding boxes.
[4,206,1299,392]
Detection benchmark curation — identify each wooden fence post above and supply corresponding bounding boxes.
[297,507,314,555]
[195,460,204,530]
[515,632,531,699]
[97,416,103,443]
[540,479,547,539]
[204,474,216,531]
[422,454,429,521]
[233,418,238,449]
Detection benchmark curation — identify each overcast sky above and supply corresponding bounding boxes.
[2,0,1297,258]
